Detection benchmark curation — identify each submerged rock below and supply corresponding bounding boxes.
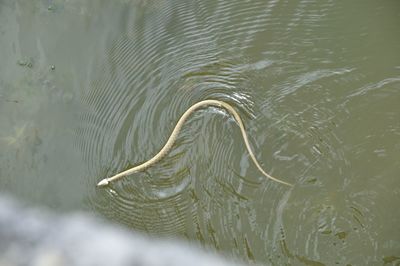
[0,195,245,266]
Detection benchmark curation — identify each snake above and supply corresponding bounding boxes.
[97,99,293,187]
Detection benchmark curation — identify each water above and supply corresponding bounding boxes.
[1,0,399,264]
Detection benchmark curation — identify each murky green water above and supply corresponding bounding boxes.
[1,0,399,264]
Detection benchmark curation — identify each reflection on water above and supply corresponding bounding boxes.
[1,0,399,264]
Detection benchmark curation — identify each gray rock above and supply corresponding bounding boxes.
[0,195,245,266]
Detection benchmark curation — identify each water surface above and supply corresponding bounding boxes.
[0,0,399,265]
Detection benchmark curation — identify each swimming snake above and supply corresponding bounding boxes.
[97,100,293,187]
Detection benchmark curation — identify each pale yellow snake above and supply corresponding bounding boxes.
[97,100,292,187]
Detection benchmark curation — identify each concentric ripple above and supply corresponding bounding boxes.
[75,0,400,264]
[76,0,267,235]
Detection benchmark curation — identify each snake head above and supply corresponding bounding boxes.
[97,178,109,187]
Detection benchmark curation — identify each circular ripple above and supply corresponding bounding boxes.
[76,0,269,238]
[75,0,317,262]
[74,0,400,264]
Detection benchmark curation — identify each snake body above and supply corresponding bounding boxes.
[97,100,292,187]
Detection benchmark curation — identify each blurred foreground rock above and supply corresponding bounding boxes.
[0,195,244,266]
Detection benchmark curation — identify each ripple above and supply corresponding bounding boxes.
[77,0,268,240]
[75,0,311,262]
[73,0,400,264]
